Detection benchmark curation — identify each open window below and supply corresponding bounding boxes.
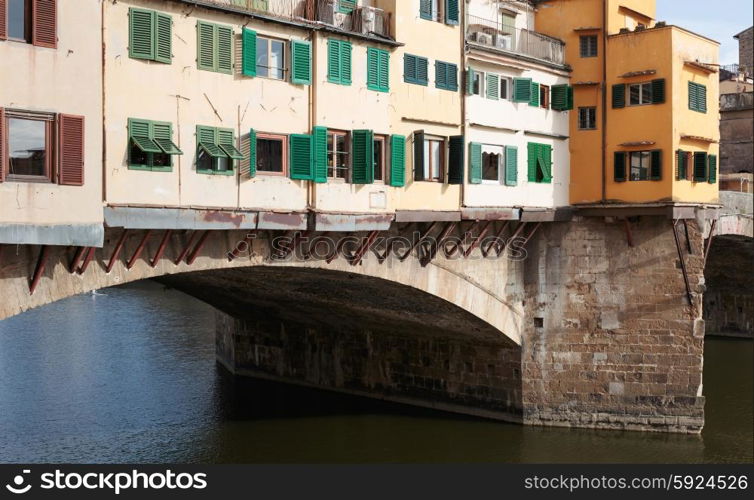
[128,118,182,172]
[197,125,241,175]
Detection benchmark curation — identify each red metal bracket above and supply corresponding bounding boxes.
[351,231,379,266]
[69,246,87,274]
[150,230,173,268]
[462,221,493,258]
[77,247,96,275]
[420,222,457,267]
[521,222,542,247]
[228,230,258,262]
[672,219,694,309]
[325,236,349,264]
[482,221,510,257]
[106,229,129,273]
[399,221,438,262]
[29,245,50,295]
[127,230,153,270]
[682,219,693,254]
[186,231,211,266]
[174,231,199,265]
[703,219,717,267]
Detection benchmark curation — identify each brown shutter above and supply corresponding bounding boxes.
[0,0,7,41]
[32,0,57,48]
[0,108,5,182]
[58,114,85,186]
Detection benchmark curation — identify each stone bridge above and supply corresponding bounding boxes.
[0,204,720,434]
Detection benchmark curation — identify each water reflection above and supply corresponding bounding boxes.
[0,282,751,463]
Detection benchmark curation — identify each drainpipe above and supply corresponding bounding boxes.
[460,1,466,209]
[307,30,317,213]
[601,0,607,203]
[101,1,107,206]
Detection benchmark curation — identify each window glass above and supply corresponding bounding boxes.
[630,151,650,180]
[430,140,441,181]
[256,37,269,78]
[9,118,46,177]
[473,72,483,96]
[8,0,30,42]
[500,78,509,100]
[423,140,431,179]
[482,151,501,182]
[270,40,285,80]
[327,133,349,179]
[216,156,231,172]
[197,149,214,171]
[629,82,653,105]
[257,137,284,173]
[130,142,149,166]
[152,152,171,168]
[373,138,384,182]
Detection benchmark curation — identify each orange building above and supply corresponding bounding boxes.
[535,0,720,205]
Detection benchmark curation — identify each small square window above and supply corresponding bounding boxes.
[256,134,287,175]
[423,137,445,182]
[579,35,598,57]
[578,107,597,130]
[7,114,52,181]
[629,151,651,181]
[482,147,503,183]
[500,78,510,100]
[373,135,386,182]
[8,0,32,43]
[629,82,653,106]
[472,71,484,96]
[256,36,286,80]
[327,130,350,179]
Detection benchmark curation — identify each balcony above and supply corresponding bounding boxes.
[198,0,392,39]
[466,14,565,66]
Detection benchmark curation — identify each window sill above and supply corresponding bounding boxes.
[5,176,52,184]
[327,78,353,86]
[128,165,173,172]
[405,80,429,86]
[367,86,390,93]
[197,169,235,176]
[198,67,233,76]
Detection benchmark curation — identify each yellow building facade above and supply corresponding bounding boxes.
[536,0,720,205]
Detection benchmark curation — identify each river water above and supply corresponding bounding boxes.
[0,282,751,463]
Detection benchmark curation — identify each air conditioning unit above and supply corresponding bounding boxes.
[354,6,385,35]
[473,33,493,45]
[318,0,337,25]
[494,34,512,50]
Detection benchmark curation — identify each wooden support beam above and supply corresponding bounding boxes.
[672,220,694,309]
[150,230,173,268]
[174,231,199,265]
[29,245,50,295]
[186,231,211,266]
[106,229,129,273]
[69,246,87,274]
[77,247,96,274]
[351,231,379,266]
[703,219,717,267]
[127,230,153,270]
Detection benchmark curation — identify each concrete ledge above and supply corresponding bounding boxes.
[105,206,258,230]
[0,223,104,247]
[461,207,521,221]
[257,211,308,230]
[314,213,394,232]
[395,211,462,223]
[520,207,573,222]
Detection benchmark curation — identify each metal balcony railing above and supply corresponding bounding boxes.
[198,0,391,39]
[466,14,565,66]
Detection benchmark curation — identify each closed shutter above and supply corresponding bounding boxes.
[242,28,257,76]
[0,0,6,40]
[217,25,233,74]
[466,68,475,95]
[413,130,425,181]
[378,50,389,92]
[527,143,538,182]
[676,150,686,180]
[32,0,57,49]
[312,126,328,183]
[129,8,154,60]
[693,152,707,181]
[291,40,311,84]
[612,83,626,108]
[529,82,540,107]
[404,54,416,83]
[651,78,665,104]
[435,61,447,89]
[448,136,464,185]
[614,151,626,182]
[445,0,459,25]
[328,39,342,83]
[341,41,352,85]
[468,142,482,184]
[197,21,216,71]
[390,135,406,187]
[486,74,499,100]
[289,134,314,180]
[650,149,662,180]
[367,48,379,90]
[419,0,432,20]
[708,154,717,184]
[58,114,85,186]
[351,129,374,184]
[446,63,458,91]
[566,85,574,110]
[513,78,532,102]
[154,13,172,64]
[240,129,256,178]
[551,84,567,110]
[505,146,518,186]
[697,84,707,113]
[0,108,5,182]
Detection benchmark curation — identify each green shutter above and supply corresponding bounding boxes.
[217,128,243,160]
[338,0,356,14]
[290,134,314,180]
[413,131,425,181]
[242,28,257,76]
[693,152,708,181]
[486,74,499,100]
[505,146,518,186]
[513,78,532,102]
[154,13,172,64]
[153,121,182,155]
[651,78,665,104]
[566,85,574,110]
[367,48,379,90]
[197,126,227,158]
[689,82,707,113]
[529,82,540,107]
[246,129,257,178]
[612,83,626,108]
[469,142,482,184]
[708,154,717,184]
[676,150,687,180]
[351,130,374,184]
[404,54,417,83]
[551,84,567,110]
[416,56,428,85]
[539,144,552,183]
[129,8,155,61]
[291,40,312,85]
[129,118,162,154]
[419,0,432,20]
[341,41,352,85]
[328,39,341,83]
[217,26,233,74]
[527,143,538,182]
[448,136,464,185]
[197,21,216,71]
[390,135,406,187]
[650,149,662,180]
[614,151,626,182]
[445,0,459,25]
[466,68,475,95]
[312,126,328,183]
[435,61,447,89]
[378,50,390,92]
[446,63,458,91]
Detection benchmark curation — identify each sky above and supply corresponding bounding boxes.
[656,0,753,65]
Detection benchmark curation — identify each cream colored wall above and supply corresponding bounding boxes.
[607,0,656,34]
[0,1,102,225]
[388,0,463,211]
[464,57,571,208]
[468,0,532,30]
[105,0,309,211]
[671,28,720,203]
[311,32,395,213]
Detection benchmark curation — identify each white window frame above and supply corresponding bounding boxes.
[481,145,504,184]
